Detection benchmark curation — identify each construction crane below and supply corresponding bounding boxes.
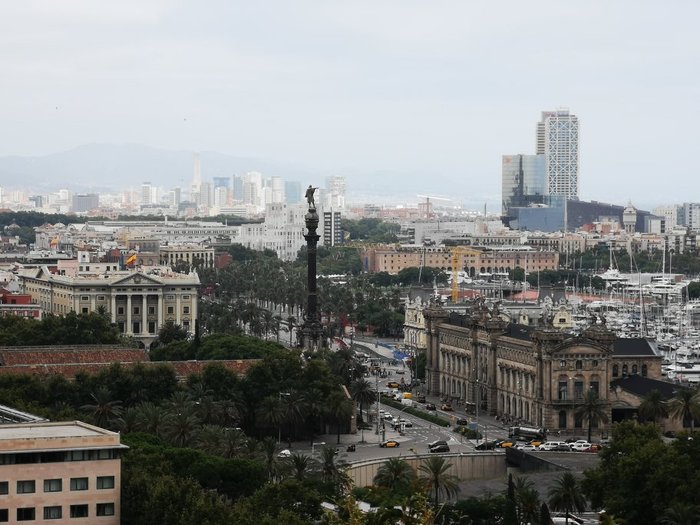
[451,246,482,303]
[417,194,452,219]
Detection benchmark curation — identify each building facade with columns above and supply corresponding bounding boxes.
[18,266,199,347]
[422,300,663,437]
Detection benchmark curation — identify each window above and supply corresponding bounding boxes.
[558,381,568,400]
[133,321,141,334]
[0,509,7,522]
[44,506,62,519]
[43,479,62,492]
[81,308,89,314]
[183,295,190,300]
[70,477,88,491]
[183,306,190,314]
[0,482,7,495]
[148,321,156,334]
[612,364,619,377]
[559,360,566,368]
[632,364,638,375]
[167,306,174,314]
[133,306,140,315]
[592,359,598,368]
[622,364,628,376]
[148,306,156,315]
[117,307,124,315]
[96,503,115,516]
[590,381,599,396]
[17,508,35,521]
[70,505,88,518]
[96,476,115,489]
[558,410,567,428]
[575,360,582,370]
[16,480,35,494]
[642,364,648,377]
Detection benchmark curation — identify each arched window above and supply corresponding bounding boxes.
[642,364,648,377]
[613,364,619,377]
[559,410,567,429]
[632,364,638,375]
[576,360,583,370]
[622,364,628,376]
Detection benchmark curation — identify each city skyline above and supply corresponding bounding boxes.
[1,2,699,209]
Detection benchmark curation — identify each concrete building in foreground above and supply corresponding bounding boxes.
[0,421,125,523]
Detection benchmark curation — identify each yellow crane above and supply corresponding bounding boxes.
[451,246,481,303]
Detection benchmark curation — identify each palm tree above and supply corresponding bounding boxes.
[319,445,352,495]
[547,472,586,525]
[373,457,416,491]
[219,427,248,459]
[288,452,316,482]
[325,390,353,444]
[351,378,376,424]
[259,436,282,482]
[135,401,167,436]
[659,502,700,525]
[515,476,541,525]
[638,389,668,424]
[80,387,123,429]
[574,390,609,443]
[196,424,225,455]
[667,388,700,433]
[117,406,140,434]
[162,411,201,447]
[256,395,284,435]
[418,456,460,506]
[281,392,307,443]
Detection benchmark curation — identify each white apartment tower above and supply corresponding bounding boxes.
[537,108,579,199]
[325,176,346,209]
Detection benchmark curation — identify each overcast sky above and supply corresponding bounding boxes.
[1,1,698,208]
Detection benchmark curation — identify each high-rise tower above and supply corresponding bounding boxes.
[537,108,579,199]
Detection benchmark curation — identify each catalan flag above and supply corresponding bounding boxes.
[126,253,137,265]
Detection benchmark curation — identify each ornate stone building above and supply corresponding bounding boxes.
[422,300,663,436]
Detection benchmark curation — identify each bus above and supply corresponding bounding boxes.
[508,426,546,441]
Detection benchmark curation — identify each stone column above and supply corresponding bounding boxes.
[126,294,132,335]
[142,295,147,334]
[176,294,181,325]
[157,291,163,330]
[111,295,117,324]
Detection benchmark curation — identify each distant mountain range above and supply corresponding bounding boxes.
[0,143,498,209]
[0,143,318,193]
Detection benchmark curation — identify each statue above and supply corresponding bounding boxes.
[305,185,318,209]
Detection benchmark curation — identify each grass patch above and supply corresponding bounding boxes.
[380,396,451,427]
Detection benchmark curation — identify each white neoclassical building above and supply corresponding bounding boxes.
[18,266,199,347]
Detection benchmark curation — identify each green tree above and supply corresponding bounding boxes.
[373,457,416,493]
[548,473,586,525]
[80,387,123,429]
[667,388,700,433]
[418,456,460,506]
[351,378,376,425]
[325,390,353,445]
[638,389,668,424]
[659,502,700,525]
[574,390,609,443]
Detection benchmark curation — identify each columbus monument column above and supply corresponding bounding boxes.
[301,185,322,350]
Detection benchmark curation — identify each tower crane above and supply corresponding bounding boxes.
[417,194,453,219]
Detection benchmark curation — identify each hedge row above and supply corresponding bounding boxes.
[379,396,451,427]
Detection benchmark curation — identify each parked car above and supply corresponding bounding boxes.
[570,441,592,452]
[441,403,453,411]
[425,403,437,411]
[455,417,469,426]
[380,440,400,448]
[497,440,515,448]
[387,381,400,388]
[277,449,291,458]
[428,440,448,449]
[429,444,450,453]
[475,440,499,450]
[516,444,538,452]
[551,443,572,452]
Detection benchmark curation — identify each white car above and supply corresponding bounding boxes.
[277,449,291,458]
[516,444,538,452]
[570,441,592,452]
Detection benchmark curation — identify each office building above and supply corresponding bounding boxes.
[0,420,125,524]
[323,210,343,247]
[71,194,100,213]
[537,108,580,199]
[501,154,546,217]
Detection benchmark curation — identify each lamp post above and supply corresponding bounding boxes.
[278,392,290,444]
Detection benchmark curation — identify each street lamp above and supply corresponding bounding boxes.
[278,392,291,444]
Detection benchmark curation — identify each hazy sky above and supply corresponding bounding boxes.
[1,1,698,208]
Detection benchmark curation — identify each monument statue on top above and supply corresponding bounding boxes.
[305,185,318,209]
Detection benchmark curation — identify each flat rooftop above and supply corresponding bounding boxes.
[0,421,123,453]
[0,422,109,440]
